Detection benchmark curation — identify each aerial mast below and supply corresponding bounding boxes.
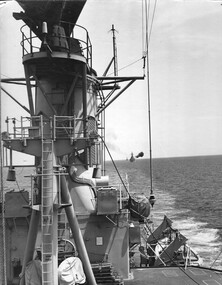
[111,24,118,76]
[144,0,156,207]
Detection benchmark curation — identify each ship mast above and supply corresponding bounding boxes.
[146,54,155,205]
[0,68,7,285]
[111,24,118,77]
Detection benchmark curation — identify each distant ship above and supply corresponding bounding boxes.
[129,152,144,162]
[130,153,135,162]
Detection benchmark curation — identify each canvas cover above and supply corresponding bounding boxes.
[25,260,41,285]
[128,194,150,220]
[58,257,86,285]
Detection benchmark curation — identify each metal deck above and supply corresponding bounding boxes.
[125,266,222,285]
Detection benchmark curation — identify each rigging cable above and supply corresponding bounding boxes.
[141,3,201,283]
[98,134,130,196]
[0,66,7,285]
[113,58,143,74]
[143,0,158,207]
[210,249,222,269]
[146,0,158,47]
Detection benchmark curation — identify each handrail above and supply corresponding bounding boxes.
[20,22,92,67]
[4,115,89,140]
[54,115,84,141]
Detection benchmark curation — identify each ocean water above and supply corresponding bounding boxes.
[105,155,222,269]
[2,155,222,269]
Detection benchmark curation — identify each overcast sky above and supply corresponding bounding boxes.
[1,0,222,162]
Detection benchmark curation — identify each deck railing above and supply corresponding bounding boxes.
[4,115,106,142]
[20,21,92,67]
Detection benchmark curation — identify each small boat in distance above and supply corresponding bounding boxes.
[129,152,144,162]
[130,153,135,162]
